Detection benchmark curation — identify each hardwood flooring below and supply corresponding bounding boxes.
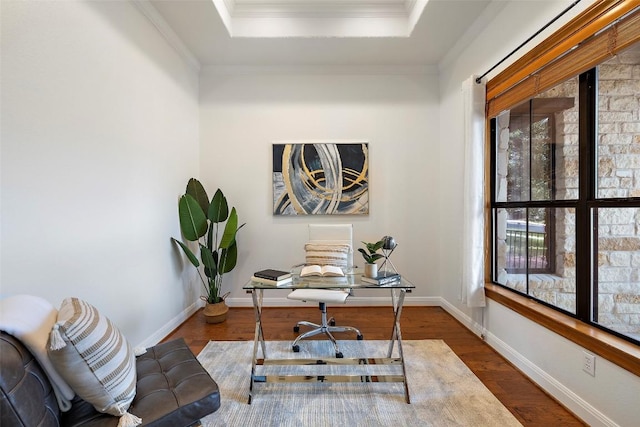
[163,306,585,426]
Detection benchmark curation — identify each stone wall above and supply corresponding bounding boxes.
[495,46,640,340]
[595,47,640,339]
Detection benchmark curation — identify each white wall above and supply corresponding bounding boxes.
[199,66,440,306]
[1,1,200,346]
[438,1,640,426]
[3,0,638,424]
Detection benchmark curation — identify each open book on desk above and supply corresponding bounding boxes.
[300,265,344,278]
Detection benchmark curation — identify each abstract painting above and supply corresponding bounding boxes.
[273,143,369,215]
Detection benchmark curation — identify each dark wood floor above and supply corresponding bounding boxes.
[163,306,585,426]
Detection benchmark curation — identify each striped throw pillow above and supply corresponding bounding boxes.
[304,243,350,268]
[48,298,140,427]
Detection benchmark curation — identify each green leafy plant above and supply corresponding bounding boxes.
[358,239,384,264]
[172,178,245,304]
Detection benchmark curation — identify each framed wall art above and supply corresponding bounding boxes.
[273,142,369,215]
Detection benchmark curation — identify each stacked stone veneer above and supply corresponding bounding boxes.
[595,48,640,339]
[495,47,640,340]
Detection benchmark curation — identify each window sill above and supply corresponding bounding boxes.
[485,283,640,376]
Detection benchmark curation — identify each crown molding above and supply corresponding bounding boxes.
[438,0,508,72]
[214,0,428,37]
[132,0,201,72]
[202,64,438,76]
[227,0,414,16]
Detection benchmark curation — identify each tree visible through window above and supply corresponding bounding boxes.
[503,108,556,274]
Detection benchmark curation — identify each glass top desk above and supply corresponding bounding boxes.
[243,271,415,404]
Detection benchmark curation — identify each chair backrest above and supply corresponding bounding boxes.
[308,224,353,269]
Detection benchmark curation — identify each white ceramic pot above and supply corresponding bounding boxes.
[364,263,378,278]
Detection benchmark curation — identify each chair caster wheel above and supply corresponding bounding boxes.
[292,345,300,352]
[357,334,364,340]
[336,352,344,358]
[329,319,336,326]
[293,326,300,333]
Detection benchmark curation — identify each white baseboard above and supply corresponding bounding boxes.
[484,331,618,427]
[438,301,618,427]
[438,298,486,338]
[137,300,202,349]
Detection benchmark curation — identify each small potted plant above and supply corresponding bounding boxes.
[358,239,384,278]
[172,178,245,323]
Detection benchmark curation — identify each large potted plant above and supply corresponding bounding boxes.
[358,239,384,278]
[172,178,245,323]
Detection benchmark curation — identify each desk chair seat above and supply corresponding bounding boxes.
[290,224,363,358]
[287,289,363,358]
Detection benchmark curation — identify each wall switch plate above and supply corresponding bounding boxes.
[582,352,596,376]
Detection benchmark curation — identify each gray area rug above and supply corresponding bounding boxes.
[197,340,522,426]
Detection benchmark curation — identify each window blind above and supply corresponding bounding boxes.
[487,0,640,118]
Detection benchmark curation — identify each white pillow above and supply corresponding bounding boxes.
[304,243,350,268]
[48,297,141,427]
[0,295,74,411]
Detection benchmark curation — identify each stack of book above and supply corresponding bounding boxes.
[251,269,293,286]
[361,272,401,285]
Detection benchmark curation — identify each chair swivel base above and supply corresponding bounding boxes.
[291,302,363,358]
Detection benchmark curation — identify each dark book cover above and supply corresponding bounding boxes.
[253,269,292,281]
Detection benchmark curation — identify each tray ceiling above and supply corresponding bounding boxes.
[146,0,496,66]
[213,0,429,37]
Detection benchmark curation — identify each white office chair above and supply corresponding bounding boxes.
[287,224,363,358]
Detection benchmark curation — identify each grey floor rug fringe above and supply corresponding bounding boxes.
[197,339,522,427]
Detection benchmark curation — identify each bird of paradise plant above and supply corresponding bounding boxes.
[172,178,245,303]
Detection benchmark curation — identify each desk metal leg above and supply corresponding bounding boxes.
[387,289,405,355]
[249,289,266,404]
[247,285,412,404]
[387,289,410,403]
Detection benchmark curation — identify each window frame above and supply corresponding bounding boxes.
[484,0,640,377]
[490,66,640,345]
[497,102,560,275]
[484,283,640,376]
[485,68,640,382]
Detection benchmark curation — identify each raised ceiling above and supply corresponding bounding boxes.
[212,0,429,37]
[147,0,496,67]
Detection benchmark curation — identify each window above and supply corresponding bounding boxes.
[497,96,574,275]
[593,46,640,340]
[492,79,578,313]
[490,43,640,344]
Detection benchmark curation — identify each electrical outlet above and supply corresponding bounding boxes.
[582,352,596,376]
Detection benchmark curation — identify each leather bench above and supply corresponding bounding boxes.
[0,331,220,426]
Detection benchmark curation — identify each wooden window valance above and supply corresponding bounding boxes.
[487,0,640,118]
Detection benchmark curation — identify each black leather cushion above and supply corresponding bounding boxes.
[62,338,221,427]
[1,330,220,427]
[0,331,61,427]
[131,338,221,426]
